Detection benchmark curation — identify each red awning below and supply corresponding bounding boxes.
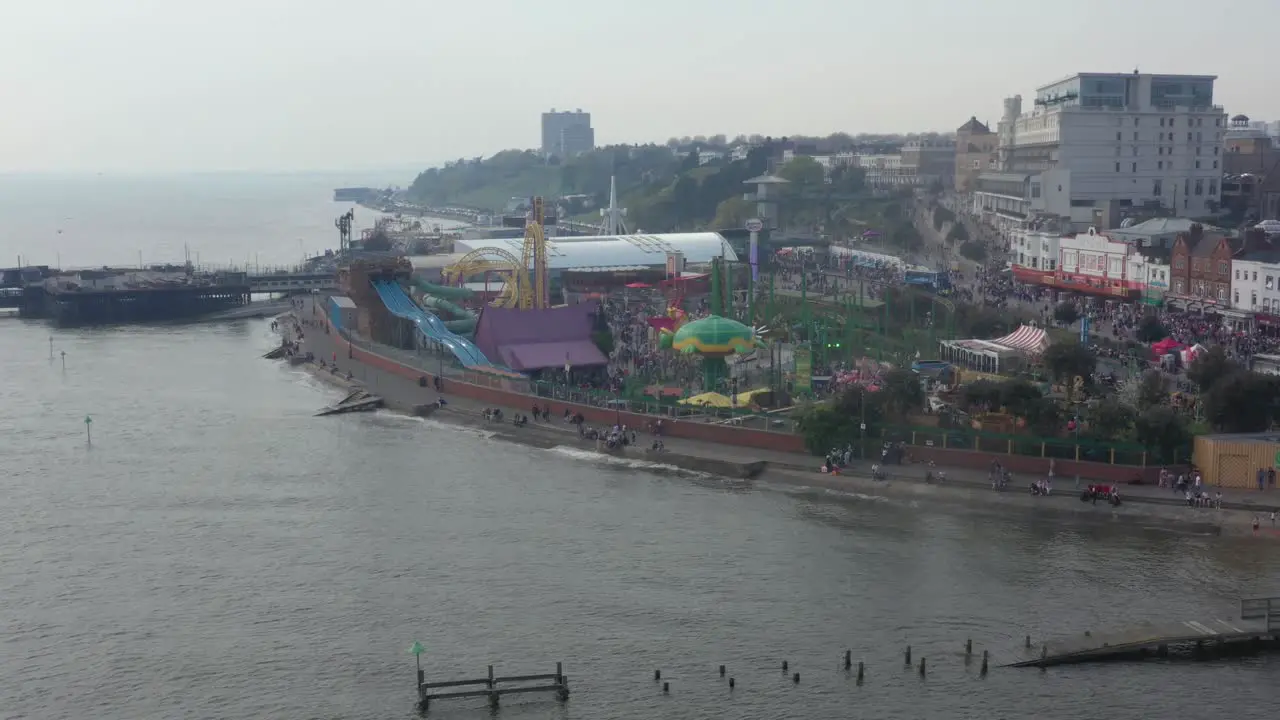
[625,282,652,289]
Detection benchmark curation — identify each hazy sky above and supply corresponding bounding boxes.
[3,0,1275,173]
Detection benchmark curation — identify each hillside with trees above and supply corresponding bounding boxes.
[406,134,933,237]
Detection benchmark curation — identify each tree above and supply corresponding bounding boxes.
[711,196,754,229]
[891,223,923,251]
[957,307,1015,338]
[998,379,1044,418]
[1135,369,1169,410]
[946,223,969,244]
[932,207,955,231]
[961,380,1003,412]
[959,241,988,263]
[1043,340,1096,399]
[1136,314,1168,343]
[1134,406,1192,463]
[1186,345,1236,392]
[363,229,393,251]
[1090,398,1136,440]
[1024,397,1064,436]
[671,175,700,228]
[829,165,866,195]
[779,155,825,187]
[1053,303,1080,327]
[1203,371,1280,432]
[879,368,925,419]
[797,387,885,454]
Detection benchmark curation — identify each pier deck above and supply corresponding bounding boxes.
[1013,596,1280,667]
[416,662,569,711]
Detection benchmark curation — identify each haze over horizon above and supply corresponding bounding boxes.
[3,0,1276,174]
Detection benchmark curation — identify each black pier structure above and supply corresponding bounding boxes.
[26,268,251,326]
[417,662,570,712]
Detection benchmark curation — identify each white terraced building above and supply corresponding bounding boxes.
[973,72,1228,240]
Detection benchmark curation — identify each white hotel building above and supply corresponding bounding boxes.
[973,72,1228,240]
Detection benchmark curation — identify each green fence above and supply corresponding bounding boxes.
[876,424,1183,467]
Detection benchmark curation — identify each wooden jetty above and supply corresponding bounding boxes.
[315,389,383,416]
[1012,596,1280,668]
[417,662,569,711]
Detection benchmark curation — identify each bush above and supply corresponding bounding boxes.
[1053,302,1080,326]
[958,241,987,262]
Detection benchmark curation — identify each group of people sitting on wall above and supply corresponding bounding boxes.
[1081,484,1122,506]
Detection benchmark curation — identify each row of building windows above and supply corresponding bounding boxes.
[1119,131,1220,143]
[1122,116,1220,128]
[1171,279,1229,300]
[1150,178,1217,196]
[1234,268,1280,290]
[1115,145,1219,157]
[1232,294,1279,312]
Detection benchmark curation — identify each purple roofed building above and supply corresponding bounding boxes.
[473,301,608,372]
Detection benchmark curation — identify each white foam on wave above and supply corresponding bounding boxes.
[755,480,892,504]
[289,370,338,395]
[369,410,498,439]
[821,487,892,503]
[543,445,715,479]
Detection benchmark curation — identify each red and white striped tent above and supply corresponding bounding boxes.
[938,324,1050,374]
[990,325,1050,355]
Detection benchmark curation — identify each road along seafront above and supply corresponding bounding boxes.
[270,300,1280,538]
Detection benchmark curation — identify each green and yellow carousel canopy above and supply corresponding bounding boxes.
[669,315,763,356]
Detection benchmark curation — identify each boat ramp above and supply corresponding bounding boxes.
[315,389,384,416]
[1012,595,1280,668]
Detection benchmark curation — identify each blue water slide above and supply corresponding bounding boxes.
[370,280,493,367]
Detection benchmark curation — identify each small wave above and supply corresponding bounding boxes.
[369,411,497,439]
[821,488,891,503]
[754,480,891,505]
[289,370,338,395]
[543,445,714,479]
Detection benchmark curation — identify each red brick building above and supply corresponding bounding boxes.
[1170,223,1233,306]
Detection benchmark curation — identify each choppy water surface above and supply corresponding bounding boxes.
[2,319,1278,720]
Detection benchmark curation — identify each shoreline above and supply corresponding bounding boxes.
[275,322,1276,539]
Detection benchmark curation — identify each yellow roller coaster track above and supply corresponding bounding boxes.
[443,247,530,308]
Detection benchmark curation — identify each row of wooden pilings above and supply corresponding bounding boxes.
[652,637,1016,695]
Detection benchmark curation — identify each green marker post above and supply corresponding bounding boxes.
[408,640,425,678]
[84,415,92,445]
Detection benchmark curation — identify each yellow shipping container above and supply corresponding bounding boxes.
[1193,433,1280,489]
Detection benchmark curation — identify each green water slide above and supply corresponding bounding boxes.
[411,278,478,334]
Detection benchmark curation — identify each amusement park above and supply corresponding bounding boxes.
[312,182,1181,486]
